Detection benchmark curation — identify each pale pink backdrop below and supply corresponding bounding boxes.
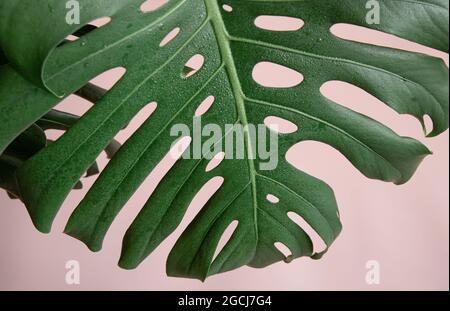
[0,3,448,290]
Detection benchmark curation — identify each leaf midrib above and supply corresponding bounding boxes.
[205,1,260,245]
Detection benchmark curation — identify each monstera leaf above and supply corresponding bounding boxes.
[0,0,448,280]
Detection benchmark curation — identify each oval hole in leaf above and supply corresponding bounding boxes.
[182,54,205,78]
[44,129,65,142]
[330,23,449,65]
[169,136,192,161]
[89,67,126,90]
[288,212,327,254]
[212,220,239,263]
[195,95,215,117]
[264,116,298,134]
[152,137,191,182]
[140,0,169,13]
[205,151,225,172]
[115,102,158,143]
[222,4,233,12]
[65,35,79,42]
[50,68,127,144]
[253,62,304,88]
[266,194,279,204]
[64,67,126,116]
[90,17,112,28]
[160,27,181,47]
[274,242,293,263]
[255,15,304,32]
[146,137,191,188]
[62,17,111,44]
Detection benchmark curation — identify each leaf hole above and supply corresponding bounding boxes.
[179,176,225,229]
[65,34,79,42]
[266,194,279,204]
[90,17,112,28]
[50,68,126,140]
[255,15,304,32]
[65,67,126,114]
[320,80,422,137]
[70,68,126,122]
[264,116,298,134]
[222,4,233,12]
[182,54,205,78]
[169,136,192,161]
[44,129,65,142]
[253,62,304,88]
[288,212,327,255]
[330,23,449,64]
[286,140,354,183]
[113,135,193,231]
[151,136,192,185]
[88,67,126,91]
[205,151,225,172]
[60,17,111,45]
[212,220,239,263]
[140,0,169,13]
[195,95,215,117]
[274,242,293,263]
[114,102,158,144]
[159,27,181,47]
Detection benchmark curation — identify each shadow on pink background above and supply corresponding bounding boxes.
[0,2,448,291]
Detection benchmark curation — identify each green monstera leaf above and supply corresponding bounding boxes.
[0,0,448,280]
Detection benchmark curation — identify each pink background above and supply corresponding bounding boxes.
[0,7,448,290]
